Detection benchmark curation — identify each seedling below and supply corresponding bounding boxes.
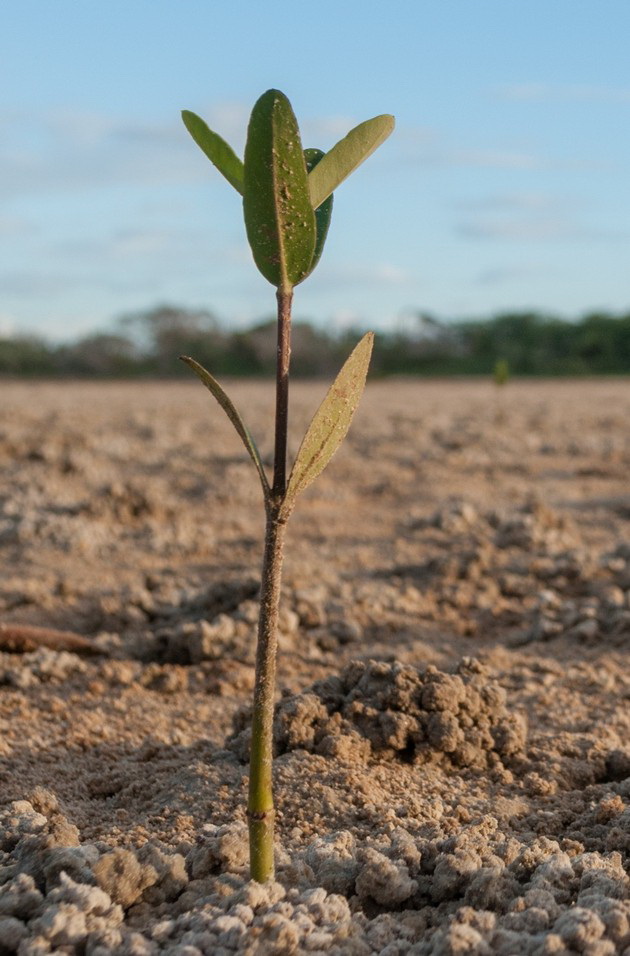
[181,90,394,882]
[493,358,510,387]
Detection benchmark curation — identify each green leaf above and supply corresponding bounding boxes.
[181,110,244,194]
[308,114,395,210]
[282,332,374,517]
[180,356,270,501]
[303,148,333,277]
[243,90,317,288]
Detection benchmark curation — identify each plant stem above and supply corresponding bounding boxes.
[248,283,293,882]
[248,503,287,882]
[273,286,293,496]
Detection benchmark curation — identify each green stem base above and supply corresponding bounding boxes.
[247,808,276,882]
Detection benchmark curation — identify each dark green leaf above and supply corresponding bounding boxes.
[243,90,317,288]
[181,110,244,194]
[180,356,270,500]
[308,114,395,209]
[303,148,333,277]
[282,332,374,517]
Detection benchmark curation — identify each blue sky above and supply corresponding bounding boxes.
[3,0,630,340]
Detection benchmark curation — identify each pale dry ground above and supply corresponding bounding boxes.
[0,378,628,953]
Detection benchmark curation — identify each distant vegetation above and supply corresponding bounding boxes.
[2,305,630,378]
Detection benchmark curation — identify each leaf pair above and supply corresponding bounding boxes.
[182,91,394,289]
[181,331,373,516]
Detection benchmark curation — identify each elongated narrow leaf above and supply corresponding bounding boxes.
[282,332,374,516]
[243,90,317,288]
[303,148,333,277]
[181,110,244,194]
[308,115,395,210]
[180,356,270,500]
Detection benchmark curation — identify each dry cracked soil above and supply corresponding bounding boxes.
[0,377,628,955]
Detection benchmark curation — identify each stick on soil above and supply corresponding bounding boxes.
[0,623,105,656]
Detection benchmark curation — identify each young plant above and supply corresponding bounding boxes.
[493,358,510,387]
[181,90,394,882]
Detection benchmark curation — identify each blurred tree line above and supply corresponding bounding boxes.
[2,305,630,377]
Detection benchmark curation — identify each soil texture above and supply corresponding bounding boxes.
[0,378,628,954]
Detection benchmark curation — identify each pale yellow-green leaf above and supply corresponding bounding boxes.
[181,110,244,194]
[180,356,270,500]
[308,115,395,209]
[282,332,373,517]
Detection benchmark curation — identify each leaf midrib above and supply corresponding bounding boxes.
[271,97,290,290]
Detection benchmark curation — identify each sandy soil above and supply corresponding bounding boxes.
[0,377,628,954]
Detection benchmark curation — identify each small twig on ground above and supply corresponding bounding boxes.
[0,623,105,656]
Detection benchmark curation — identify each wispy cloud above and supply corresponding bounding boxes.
[454,192,563,213]
[110,229,171,256]
[457,215,627,242]
[54,228,174,261]
[475,264,556,286]
[0,103,389,202]
[320,261,411,288]
[0,271,74,298]
[454,191,628,243]
[0,215,34,237]
[450,149,543,170]
[0,110,199,199]
[498,83,630,103]
[0,102,267,200]
[398,126,546,171]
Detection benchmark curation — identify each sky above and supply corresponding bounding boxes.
[2,0,630,341]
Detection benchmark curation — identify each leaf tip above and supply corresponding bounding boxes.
[361,330,375,357]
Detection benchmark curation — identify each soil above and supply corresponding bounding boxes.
[0,377,628,955]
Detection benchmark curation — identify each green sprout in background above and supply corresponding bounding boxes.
[493,358,510,387]
[181,90,394,882]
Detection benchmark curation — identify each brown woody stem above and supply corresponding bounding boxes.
[273,286,293,496]
[248,282,293,882]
